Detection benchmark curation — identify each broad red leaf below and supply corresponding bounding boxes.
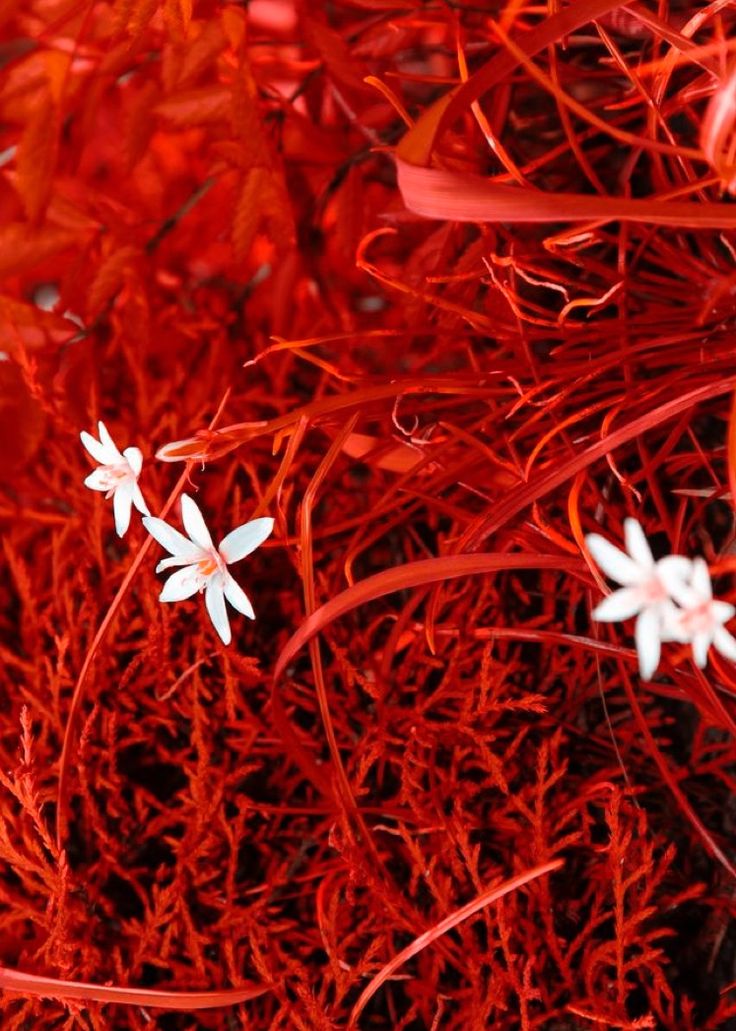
[15,94,59,224]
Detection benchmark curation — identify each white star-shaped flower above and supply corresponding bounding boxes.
[143,494,273,645]
[81,420,149,537]
[585,518,693,680]
[663,557,736,668]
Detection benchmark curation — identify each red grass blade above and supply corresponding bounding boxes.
[348,859,564,1026]
[274,553,587,682]
[0,966,270,1011]
[397,160,736,228]
[396,0,628,167]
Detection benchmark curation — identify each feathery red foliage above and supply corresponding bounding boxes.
[3,0,736,1027]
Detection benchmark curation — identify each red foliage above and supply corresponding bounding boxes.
[3,0,736,1027]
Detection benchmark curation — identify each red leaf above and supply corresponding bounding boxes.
[304,17,372,94]
[0,296,75,352]
[0,223,77,281]
[0,361,45,477]
[87,245,141,317]
[232,167,294,259]
[15,95,59,224]
[155,86,230,126]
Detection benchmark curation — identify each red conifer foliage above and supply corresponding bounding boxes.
[3,0,736,1027]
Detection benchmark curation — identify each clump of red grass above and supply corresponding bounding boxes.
[3,0,736,1027]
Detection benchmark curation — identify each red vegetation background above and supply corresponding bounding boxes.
[3,0,736,1027]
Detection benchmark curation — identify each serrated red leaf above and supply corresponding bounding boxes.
[155,86,230,125]
[0,361,45,477]
[303,17,372,94]
[15,94,59,224]
[174,20,226,88]
[0,297,75,352]
[0,223,77,281]
[87,245,141,317]
[232,168,270,260]
[123,79,159,170]
[232,166,295,259]
[163,0,192,40]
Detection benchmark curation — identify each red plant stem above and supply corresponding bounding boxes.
[298,414,368,831]
[55,392,232,848]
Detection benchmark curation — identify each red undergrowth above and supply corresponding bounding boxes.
[3,0,736,1027]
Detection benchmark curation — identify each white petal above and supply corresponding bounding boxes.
[624,519,654,570]
[130,482,150,516]
[592,587,642,622]
[635,607,661,680]
[711,600,736,624]
[113,480,134,537]
[80,430,109,464]
[585,534,642,585]
[160,565,202,602]
[181,494,214,550]
[84,468,109,492]
[658,600,687,642]
[663,578,699,610]
[223,573,255,619]
[656,556,694,596]
[219,517,274,564]
[205,581,231,644]
[97,420,124,463]
[143,516,202,559]
[691,557,713,601]
[713,625,736,662]
[123,446,143,477]
[156,555,193,573]
[692,631,712,669]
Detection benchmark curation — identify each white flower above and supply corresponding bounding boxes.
[142,494,273,645]
[585,518,693,680]
[81,420,149,537]
[663,557,736,668]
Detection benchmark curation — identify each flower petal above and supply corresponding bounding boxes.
[656,556,694,596]
[713,625,736,662]
[156,555,193,573]
[223,573,255,619]
[585,534,642,585]
[160,565,202,602]
[712,600,736,624]
[205,581,231,645]
[181,494,214,550]
[113,480,134,537]
[130,482,150,517]
[592,587,641,622]
[84,468,109,491]
[143,516,202,559]
[219,517,274,564]
[80,430,108,464]
[658,600,687,642]
[123,446,143,477]
[635,607,661,680]
[624,519,654,570]
[691,557,713,601]
[692,630,712,668]
[662,577,698,610]
[97,420,124,463]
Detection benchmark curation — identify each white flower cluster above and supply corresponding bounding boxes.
[81,421,272,645]
[586,518,736,679]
